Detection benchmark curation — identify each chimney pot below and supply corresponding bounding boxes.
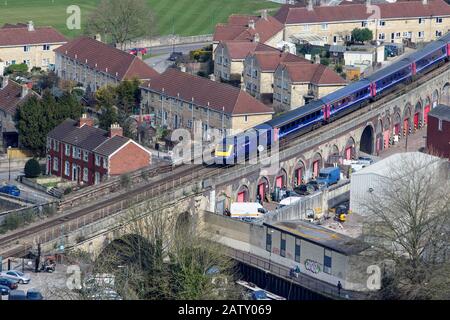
[109,123,123,138]
[253,33,260,43]
[249,19,255,30]
[79,114,94,127]
[307,0,314,11]
[21,85,29,98]
[261,10,268,20]
[27,21,34,32]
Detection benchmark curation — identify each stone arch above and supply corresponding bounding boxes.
[424,96,432,125]
[413,99,424,130]
[432,89,439,108]
[443,82,450,105]
[236,185,250,203]
[273,168,288,191]
[215,192,231,214]
[310,152,323,179]
[393,111,402,136]
[175,211,195,237]
[375,119,384,153]
[343,137,356,160]
[256,176,270,203]
[360,125,375,155]
[292,159,307,187]
[403,103,412,137]
[382,115,392,150]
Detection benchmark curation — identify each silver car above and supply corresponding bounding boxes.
[0,270,31,284]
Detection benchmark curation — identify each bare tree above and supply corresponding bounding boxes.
[86,0,155,49]
[362,154,450,299]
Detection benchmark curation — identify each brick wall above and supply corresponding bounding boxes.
[109,142,151,176]
[427,115,450,159]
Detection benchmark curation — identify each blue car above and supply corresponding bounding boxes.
[0,185,20,197]
[0,285,10,296]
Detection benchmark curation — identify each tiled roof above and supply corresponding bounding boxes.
[141,68,273,116]
[0,79,37,115]
[275,0,450,24]
[214,13,284,43]
[429,104,450,122]
[48,119,130,154]
[54,37,159,81]
[0,24,67,47]
[219,41,279,60]
[251,51,309,72]
[282,62,347,85]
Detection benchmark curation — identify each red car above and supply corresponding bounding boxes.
[129,48,148,56]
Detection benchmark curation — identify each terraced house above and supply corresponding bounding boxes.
[140,68,274,139]
[54,37,159,91]
[273,62,347,110]
[46,115,152,186]
[275,0,450,45]
[0,21,67,70]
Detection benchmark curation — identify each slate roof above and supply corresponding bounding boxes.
[0,23,67,47]
[218,41,279,60]
[281,62,347,85]
[429,104,450,122]
[0,78,37,115]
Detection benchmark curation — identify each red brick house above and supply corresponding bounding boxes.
[427,104,450,159]
[46,115,152,185]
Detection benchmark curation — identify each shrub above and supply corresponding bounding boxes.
[24,158,41,178]
[320,57,330,66]
[4,63,28,76]
[120,174,131,189]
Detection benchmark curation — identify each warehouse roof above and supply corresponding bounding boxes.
[428,104,450,122]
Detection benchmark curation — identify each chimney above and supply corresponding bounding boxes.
[79,114,94,127]
[282,44,290,53]
[422,0,428,4]
[261,9,268,21]
[249,19,255,30]
[314,54,321,64]
[253,33,260,43]
[21,85,29,98]
[94,34,102,42]
[27,21,34,32]
[109,123,123,138]
[0,76,8,90]
[307,0,314,11]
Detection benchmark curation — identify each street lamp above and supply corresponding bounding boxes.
[7,146,11,182]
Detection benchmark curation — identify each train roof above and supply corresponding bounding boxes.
[265,99,324,128]
[365,57,411,82]
[321,79,370,105]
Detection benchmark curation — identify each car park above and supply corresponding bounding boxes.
[0,278,19,290]
[0,185,20,197]
[8,290,27,300]
[26,288,44,300]
[0,270,31,284]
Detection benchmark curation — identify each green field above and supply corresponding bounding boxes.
[0,0,281,38]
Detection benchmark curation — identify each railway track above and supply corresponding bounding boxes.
[0,61,448,258]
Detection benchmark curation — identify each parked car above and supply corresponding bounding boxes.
[0,285,10,296]
[0,270,30,284]
[307,180,326,191]
[357,156,374,166]
[0,185,20,197]
[294,184,315,196]
[0,278,18,290]
[8,290,27,300]
[26,288,44,300]
[168,51,183,61]
[129,47,148,56]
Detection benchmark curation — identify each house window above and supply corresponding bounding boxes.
[303,25,309,31]
[418,31,425,38]
[253,70,258,78]
[65,144,71,156]
[64,161,70,177]
[53,140,59,152]
[266,228,272,252]
[280,233,286,257]
[47,138,52,150]
[378,33,385,40]
[83,151,89,162]
[361,21,368,27]
[72,147,81,159]
[103,157,108,169]
[324,249,332,274]
[53,157,59,171]
[83,168,89,182]
[95,172,101,185]
[24,46,31,52]
[295,238,301,263]
[436,17,443,23]
[378,20,385,26]
[95,154,101,166]
[43,44,50,51]
[418,18,425,24]
[321,23,328,30]
[244,115,248,123]
[187,120,193,129]
[396,32,401,38]
[436,30,443,37]
[42,58,50,66]
[438,119,443,131]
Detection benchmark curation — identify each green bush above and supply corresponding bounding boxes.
[320,57,330,66]
[120,174,131,189]
[5,63,28,76]
[24,158,41,178]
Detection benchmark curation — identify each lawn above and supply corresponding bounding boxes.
[0,0,281,38]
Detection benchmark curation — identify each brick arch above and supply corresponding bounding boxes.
[215,191,231,214]
[256,176,270,203]
[343,137,356,160]
[375,119,384,154]
[432,89,439,107]
[236,185,250,203]
[292,159,307,187]
[360,124,375,155]
[402,103,413,137]
[273,168,288,191]
[310,152,323,179]
[443,82,450,104]
[413,99,424,130]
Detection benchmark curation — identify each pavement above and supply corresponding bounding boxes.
[144,42,211,73]
[377,127,427,159]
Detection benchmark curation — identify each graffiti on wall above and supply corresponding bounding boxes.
[305,259,322,274]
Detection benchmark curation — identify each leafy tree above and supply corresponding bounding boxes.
[320,57,330,66]
[98,105,119,131]
[17,90,83,156]
[351,28,373,44]
[86,0,155,49]
[24,158,41,178]
[4,63,28,77]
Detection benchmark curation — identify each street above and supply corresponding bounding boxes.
[144,42,211,73]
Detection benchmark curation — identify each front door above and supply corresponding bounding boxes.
[424,105,431,124]
[237,191,245,203]
[345,147,352,160]
[313,161,319,178]
[276,176,283,189]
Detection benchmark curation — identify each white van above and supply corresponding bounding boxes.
[278,197,302,208]
[230,202,267,219]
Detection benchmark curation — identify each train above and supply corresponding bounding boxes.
[214,32,450,165]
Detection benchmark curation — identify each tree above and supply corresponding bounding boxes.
[86,0,155,49]
[24,158,41,178]
[4,63,28,76]
[17,91,83,156]
[351,28,373,44]
[362,155,450,299]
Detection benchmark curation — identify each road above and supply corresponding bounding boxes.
[144,42,211,73]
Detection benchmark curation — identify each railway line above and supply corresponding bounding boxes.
[0,60,448,259]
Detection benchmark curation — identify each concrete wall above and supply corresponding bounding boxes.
[120,34,212,51]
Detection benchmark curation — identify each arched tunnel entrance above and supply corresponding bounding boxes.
[360,126,374,155]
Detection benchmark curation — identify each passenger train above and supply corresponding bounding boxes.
[214,33,450,164]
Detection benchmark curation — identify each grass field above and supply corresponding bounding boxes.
[0,0,281,38]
